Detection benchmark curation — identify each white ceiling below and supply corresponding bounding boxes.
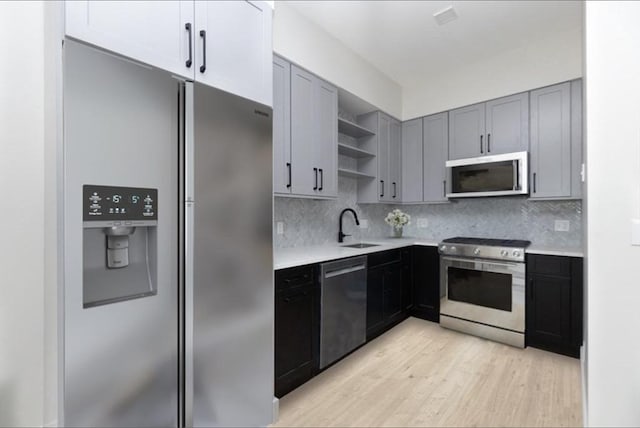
[284,1,583,88]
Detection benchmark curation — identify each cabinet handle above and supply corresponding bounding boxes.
[199,30,207,73]
[185,23,193,68]
[392,182,396,198]
[313,168,318,191]
[533,172,537,193]
[443,180,446,197]
[487,133,491,153]
[380,180,384,198]
[480,135,484,154]
[286,162,291,188]
[319,168,323,191]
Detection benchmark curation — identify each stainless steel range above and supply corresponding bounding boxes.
[438,237,531,348]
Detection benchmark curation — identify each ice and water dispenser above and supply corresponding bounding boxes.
[82,184,158,308]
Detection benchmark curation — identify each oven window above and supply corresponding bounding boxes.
[448,267,512,312]
[451,160,515,193]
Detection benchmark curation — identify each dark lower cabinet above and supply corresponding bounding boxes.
[384,262,403,323]
[366,265,385,338]
[366,249,410,340]
[401,247,413,312]
[526,254,583,358]
[411,246,440,322]
[275,265,318,398]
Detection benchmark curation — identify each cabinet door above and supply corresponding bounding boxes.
[411,246,440,322]
[529,82,571,198]
[65,1,194,79]
[383,263,403,323]
[423,112,449,203]
[448,103,485,160]
[526,274,571,347]
[313,78,338,198]
[401,118,423,203]
[273,56,291,194]
[485,92,529,155]
[378,114,391,201]
[389,119,402,202]
[290,65,316,196]
[366,266,385,339]
[401,248,413,312]
[275,285,315,397]
[195,1,272,106]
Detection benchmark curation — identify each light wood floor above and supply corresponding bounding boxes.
[274,317,582,427]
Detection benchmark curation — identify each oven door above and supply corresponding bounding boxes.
[440,256,525,333]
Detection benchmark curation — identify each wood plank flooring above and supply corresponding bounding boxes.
[274,317,582,427]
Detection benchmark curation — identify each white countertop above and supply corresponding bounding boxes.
[274,237,438,270]
[525,245,584,258]
[275,238,583,270]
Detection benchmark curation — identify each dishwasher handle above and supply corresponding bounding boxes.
[324,264,366,279]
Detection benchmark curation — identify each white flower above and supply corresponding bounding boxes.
[384,208,410,228]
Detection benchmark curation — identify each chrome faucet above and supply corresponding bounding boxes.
[338,208,360,243]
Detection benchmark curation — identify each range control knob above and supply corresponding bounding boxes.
[500,250,508,257]
[512,250,521,257]
[474,248,481,255]
[450,246,457,252]
[440,245,447,252]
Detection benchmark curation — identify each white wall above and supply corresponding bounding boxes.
[273,2,403,119]
[402,26,583,120]
[0,1,47,426]
[585,2,640,426]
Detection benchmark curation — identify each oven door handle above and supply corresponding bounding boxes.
[441,256,524,273]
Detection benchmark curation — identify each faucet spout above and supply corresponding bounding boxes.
[338,208,360,243]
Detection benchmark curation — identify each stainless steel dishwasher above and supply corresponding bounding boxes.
[320,256,367,369]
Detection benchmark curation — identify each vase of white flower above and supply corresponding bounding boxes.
[384,209,410,238]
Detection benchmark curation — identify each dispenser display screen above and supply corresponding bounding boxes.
[83,185,158,221]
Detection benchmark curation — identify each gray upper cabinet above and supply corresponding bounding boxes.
[273,56,291,195]
[401,118,423,203]
[448,103,485,160]
[378,115,391,201]
[285,63,337,199]
[357,112,401,203]
[485,92,529,155]
[449,93,528,160]
[313,79,338,198]
[389,119,402,202]
[423,112,449,203]
[530,81,582,200]
[290,65,315,196]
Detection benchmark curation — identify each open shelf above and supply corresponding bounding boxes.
[338,168,375,179]
[338,117,375,138]
[338,143,375,158]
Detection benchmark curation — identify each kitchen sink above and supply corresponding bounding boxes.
[341,243,380,249]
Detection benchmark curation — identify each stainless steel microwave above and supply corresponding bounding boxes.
[446,151,528,198]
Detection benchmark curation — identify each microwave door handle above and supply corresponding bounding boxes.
[514,160,520,191]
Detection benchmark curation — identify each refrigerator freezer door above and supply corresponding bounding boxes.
[190,83,273,427]
[63,41,179,427]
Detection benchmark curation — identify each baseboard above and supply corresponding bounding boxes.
[272,396,279,424]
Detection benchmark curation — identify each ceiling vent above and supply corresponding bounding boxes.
[433,6,458,26]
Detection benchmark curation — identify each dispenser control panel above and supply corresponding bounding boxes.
[83,185,158,222]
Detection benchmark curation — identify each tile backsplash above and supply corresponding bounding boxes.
[274,177,582,250]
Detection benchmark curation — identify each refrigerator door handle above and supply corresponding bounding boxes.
[183,81,195,427]
[185,84,195,202]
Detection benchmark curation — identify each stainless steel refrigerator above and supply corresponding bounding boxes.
[63,40,273,427]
